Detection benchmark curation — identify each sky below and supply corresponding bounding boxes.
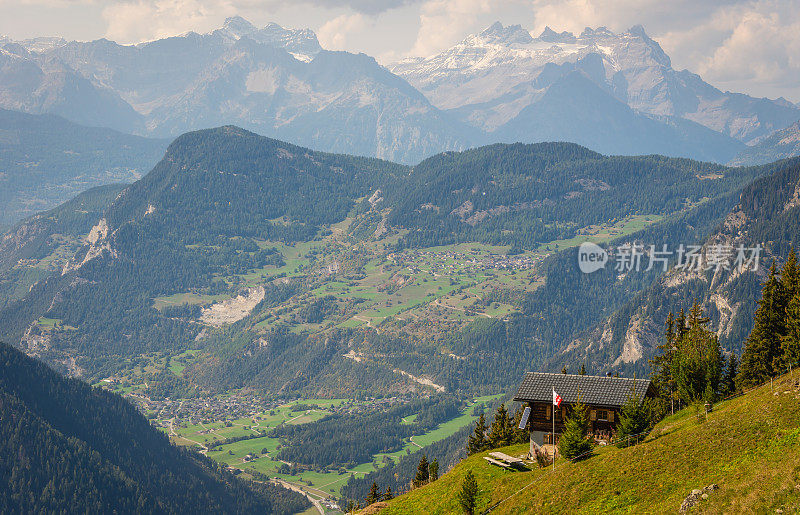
[1,0,799,102]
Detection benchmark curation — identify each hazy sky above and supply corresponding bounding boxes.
[1,0,799,102]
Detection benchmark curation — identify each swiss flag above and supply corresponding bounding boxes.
[552,389,562,407]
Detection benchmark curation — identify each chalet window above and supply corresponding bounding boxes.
[597,410,608,421]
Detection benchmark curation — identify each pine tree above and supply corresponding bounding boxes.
[429,458,439,482]
[615,388,650,448]
[457,471,479,515]
[739,263,785,388]
[488,403,512,449]
[413,455,429,488]
[672,302,722,403]
[650,312,677,399]
[721,352,738,397]
[557,396,592,460]
[382,486,393,501]
[579,363,586,375]
[782,292,800,369]
[366,481,379,505]
[466,414,488,455]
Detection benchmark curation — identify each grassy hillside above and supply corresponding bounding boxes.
[379,372,800,514]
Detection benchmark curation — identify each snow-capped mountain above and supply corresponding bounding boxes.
[1,19,798,164]
[393,23,800,146]
[211,16,321,62]
[0,18,476,163]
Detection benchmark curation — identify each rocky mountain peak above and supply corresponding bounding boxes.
[221,15,257,36]
[478,21,533,45]
[537,26,577,43]
[213,17,321,59]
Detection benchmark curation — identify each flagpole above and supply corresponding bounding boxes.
[552,387,555,471]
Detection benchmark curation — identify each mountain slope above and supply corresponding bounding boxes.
[560,157,800,375]
[380,371,800,514]
[0,341,309,514]
[492,67,743,162]
[0,108,167,226]
[731,119,800,166]
[0,127,777,391]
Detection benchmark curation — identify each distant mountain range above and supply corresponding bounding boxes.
[2,18,799,164]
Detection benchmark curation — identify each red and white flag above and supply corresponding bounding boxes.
[552,388,562,407]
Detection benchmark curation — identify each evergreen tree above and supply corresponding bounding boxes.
[672,302,722,403]
[579,363,586,375]
[466,414,489,455]
[650,312,677,402]
[383,486,393,501]
[721,352,739,397]
[457,471,479,515]
[782,292,800,369]
[413,455,429,488]
[557,396,592,460]
[739,263,785,388]
[429,458,439,482]
[366,481,379,505]
[487,403,512,449]
[616,386,649,448]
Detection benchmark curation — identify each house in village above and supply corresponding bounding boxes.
[513,372,656,452]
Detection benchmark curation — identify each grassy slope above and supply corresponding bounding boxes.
[381,373,800,514]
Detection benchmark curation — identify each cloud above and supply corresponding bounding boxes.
[303,0,420,15]
[407,0,495,57]
[695,4,800,96]
[102,0,238,42]
[523,0,800,99]
[317,12,368,50]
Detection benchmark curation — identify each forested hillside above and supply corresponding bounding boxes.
[562,157,800,375]
[0,341,309,514]
[0,109,166,225]
[0,127,785,392]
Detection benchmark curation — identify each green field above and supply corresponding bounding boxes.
[173,395,499,500]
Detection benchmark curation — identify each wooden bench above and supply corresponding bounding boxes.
[488,452,528,470]
[484,457,513,470]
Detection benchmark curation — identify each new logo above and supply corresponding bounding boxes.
[578,242,608,274]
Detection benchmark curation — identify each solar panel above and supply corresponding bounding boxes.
[518,406,531,429]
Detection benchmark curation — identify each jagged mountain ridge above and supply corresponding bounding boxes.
[392,22,800,148]
[0,17,478,164]
[1,18,797,165]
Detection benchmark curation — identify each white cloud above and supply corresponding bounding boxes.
[407,0,495,57]
[317,12,368,50]
[102,0,238,43]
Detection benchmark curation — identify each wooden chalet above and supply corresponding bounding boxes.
[513,372,656,451]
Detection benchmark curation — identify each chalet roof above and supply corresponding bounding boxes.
[513,372,652,408]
